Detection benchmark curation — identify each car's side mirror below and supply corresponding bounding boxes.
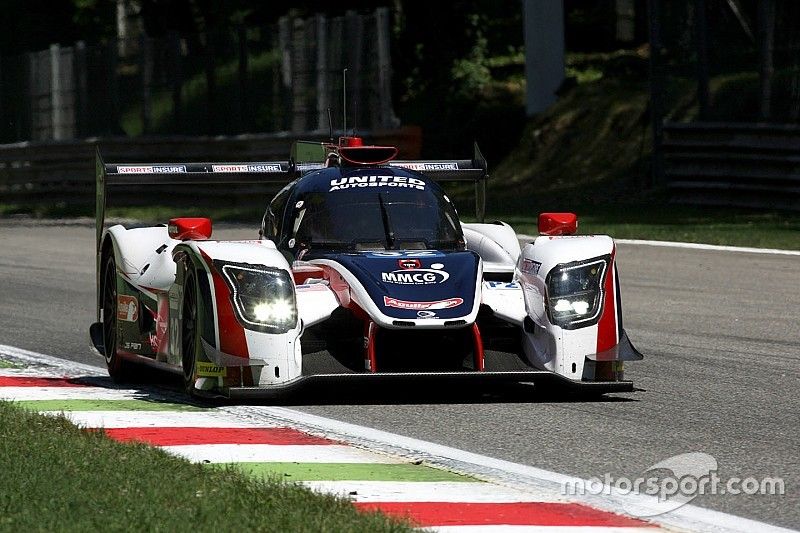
[538,212,577,236]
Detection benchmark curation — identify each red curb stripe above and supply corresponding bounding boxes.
[354,502,653,527]
[0,376,89,388]
[101,427,337,446]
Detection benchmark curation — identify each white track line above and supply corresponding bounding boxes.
[516,235,800,256]
[616,238,800,256]
[163,443,403,464]
[302,481,562,503]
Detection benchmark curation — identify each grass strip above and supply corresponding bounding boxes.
[0,359,19,368]
[14,399,210,412]
[0,401,414,532]
[228,462,475,482]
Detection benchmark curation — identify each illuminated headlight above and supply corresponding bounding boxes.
[545,256,609,329]
[214,261,297,333]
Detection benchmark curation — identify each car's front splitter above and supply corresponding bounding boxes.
[197,370,635,400]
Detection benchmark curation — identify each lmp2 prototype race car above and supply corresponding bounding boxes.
[90,137,642,398]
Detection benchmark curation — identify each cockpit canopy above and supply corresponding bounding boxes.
[264,167,465,257]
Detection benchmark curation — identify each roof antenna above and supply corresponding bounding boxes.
[327,107,333,143]
[342,68,348,138]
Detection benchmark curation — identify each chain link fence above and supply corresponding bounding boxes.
[0,8,398,144]
[649,0,800,208]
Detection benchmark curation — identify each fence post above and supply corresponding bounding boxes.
[107,38,120,135]
[315,14,328,133]
[140,34,152,134]
[345,10,363,132]
[205,32,217,133]
[647,0,665,188]
[50,44,63,140]
[74,41,88,138]
[375,7,399,129]
[694,0,710,120]
[290,17,309,133]
[169,32,183,133]
[278,17,292,131]
[238,25,249,132]
[758,0,775,121]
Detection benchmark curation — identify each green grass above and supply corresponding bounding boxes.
[0,359,19,368]
[0,401,413,532]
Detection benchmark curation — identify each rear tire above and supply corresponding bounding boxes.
[102,256,135,382]
[181,271,200,396]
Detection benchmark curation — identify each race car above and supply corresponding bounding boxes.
[89,137,642,398]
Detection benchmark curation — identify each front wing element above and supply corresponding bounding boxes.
[196,371,634,399]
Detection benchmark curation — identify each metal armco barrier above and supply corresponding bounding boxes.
[663,122,800,210]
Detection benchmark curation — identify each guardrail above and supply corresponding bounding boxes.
[0,127,422,206]
[663,122,800,210]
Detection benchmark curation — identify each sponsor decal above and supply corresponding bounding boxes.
[394,162,459,171]
[296,162,326,172]
[118,165,186,174]
[196,361,227,377]
[295,283,329,292]
[417,310,437,319]
[521,259,541,275]
[123,341,142,350]
[383,296,464,310]
[381,264,449,285]
[212,164,282,173]
[398,258,421,270]
[369,250,438,257]
[117,295,139,322]
[329,175,425,192]
[485,281,521,290]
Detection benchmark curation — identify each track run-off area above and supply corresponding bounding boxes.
[0,219,797,530]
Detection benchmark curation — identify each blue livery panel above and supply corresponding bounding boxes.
[325,250,480,320]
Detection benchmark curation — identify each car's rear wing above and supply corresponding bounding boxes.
[95,148,293,254]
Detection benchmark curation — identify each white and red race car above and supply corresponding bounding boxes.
[90,137,642,398]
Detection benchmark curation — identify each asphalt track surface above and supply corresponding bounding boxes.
[0,219,797,529]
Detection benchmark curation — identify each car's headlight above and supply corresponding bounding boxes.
[214,261,297,333]
[545,256,609,329]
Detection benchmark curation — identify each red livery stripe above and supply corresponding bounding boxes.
[200,250,250,361]
[100,427,336,446]
[354,501,652,527]
[0,376,88,388]
[596,248,619,353]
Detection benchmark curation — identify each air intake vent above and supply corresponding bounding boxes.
[392,320,415,327]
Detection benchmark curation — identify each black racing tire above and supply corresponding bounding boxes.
[102,256,135,383]
[181,270,200,396]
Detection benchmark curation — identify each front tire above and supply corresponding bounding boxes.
[181,270,200,395]
[102,256,135,382]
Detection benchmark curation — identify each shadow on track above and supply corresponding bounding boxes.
[70,370,640,408]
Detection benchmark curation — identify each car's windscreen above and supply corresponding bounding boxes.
[291,187,463,251]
